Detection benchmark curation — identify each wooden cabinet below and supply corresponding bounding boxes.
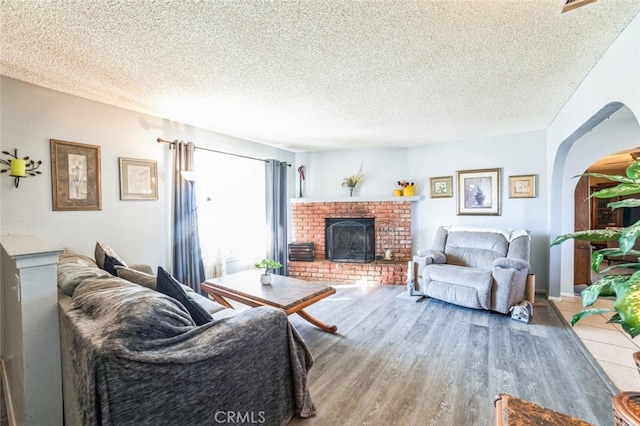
[574,176,592,285]
[589,183,634,229]
[591,194,621,229]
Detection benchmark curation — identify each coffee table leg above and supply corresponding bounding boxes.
[296,309,337,333]
[210,293,234,309]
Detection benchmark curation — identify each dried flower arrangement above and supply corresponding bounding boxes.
[342,165,366,188]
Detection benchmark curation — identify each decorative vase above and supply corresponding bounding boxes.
[260,274,272,285]
[403,185,415,196]
[383,248,392,261]
[348,186,354,197]
[393,189,402,197]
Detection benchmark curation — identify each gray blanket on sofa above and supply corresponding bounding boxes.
[60,277,315,425]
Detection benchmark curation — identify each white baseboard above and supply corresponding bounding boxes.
[560,292,579,299]
[548,292,578,301]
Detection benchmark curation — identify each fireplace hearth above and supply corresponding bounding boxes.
[325,218,375,263]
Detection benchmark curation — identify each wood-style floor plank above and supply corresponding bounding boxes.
[289,285,615,426]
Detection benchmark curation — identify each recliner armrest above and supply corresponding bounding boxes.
[415,249,446,264]
[492,257,530,271]
[414,250,446,273]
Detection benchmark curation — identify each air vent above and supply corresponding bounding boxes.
[562,0,597,13]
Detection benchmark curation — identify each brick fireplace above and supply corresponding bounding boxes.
[288,198,416,285]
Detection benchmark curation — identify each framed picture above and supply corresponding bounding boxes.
[50,139,102,211]
[509,174,536,198]
[456,168,501,215]
[430,176,453,198]
[119,157,158,200]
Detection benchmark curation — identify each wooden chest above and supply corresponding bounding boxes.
[288,242,315,261]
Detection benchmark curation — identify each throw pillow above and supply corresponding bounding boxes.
[61,248,101,269]
[114,266,157,290]
[114,266,198,291]
[156,267,213,326]
[103,254,126,276]
[95,242,128,275]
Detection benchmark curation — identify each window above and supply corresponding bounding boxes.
[194,151,266,277]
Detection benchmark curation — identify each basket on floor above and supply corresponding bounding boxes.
[612,351,640,426]
[614,392,640,426]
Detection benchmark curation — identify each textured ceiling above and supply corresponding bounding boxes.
[1,1,639,152]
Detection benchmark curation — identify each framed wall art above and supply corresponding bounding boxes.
[119,157,158,200]
[509,174,536,198]
[50,139,102,211]
[456,168,501,215]
[430,176,453,198]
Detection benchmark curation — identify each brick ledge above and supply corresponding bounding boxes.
[288,260,408,286]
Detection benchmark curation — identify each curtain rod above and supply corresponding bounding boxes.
[156,138,291,167]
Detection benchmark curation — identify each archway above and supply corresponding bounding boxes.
[550,105,640,297]
[573,147,640,293]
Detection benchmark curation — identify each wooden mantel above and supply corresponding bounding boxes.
[291,196,422,204]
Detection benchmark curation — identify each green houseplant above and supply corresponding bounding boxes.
[551,160,640,337]
[254,258,282,284]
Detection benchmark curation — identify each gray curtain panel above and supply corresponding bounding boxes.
[265,159,288,275]
[172,141,205,293]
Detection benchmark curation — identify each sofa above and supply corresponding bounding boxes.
[57,247,315,425]
[411,226,531,314]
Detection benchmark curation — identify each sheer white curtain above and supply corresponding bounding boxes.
[194,150,266,278]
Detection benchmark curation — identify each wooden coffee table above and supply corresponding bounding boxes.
[201,270,337,333]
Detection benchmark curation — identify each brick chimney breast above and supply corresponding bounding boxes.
[290,201,412,285]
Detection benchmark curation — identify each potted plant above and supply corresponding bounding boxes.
[551,160,640,338]
[254,258,282,285]
[342,164,365,197]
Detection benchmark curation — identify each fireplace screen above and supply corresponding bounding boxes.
[325,218,375,263]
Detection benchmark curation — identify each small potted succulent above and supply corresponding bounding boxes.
[254,258,282,285]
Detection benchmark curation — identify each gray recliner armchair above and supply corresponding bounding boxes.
[410,226,531,314]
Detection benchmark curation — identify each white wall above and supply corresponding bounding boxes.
[296,130,550,289]
[547,13,640,297]
[295,148,410,198]
[553,110,640,296]
[0,77,295,270]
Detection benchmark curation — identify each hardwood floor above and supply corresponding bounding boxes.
[288,285,615,426]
